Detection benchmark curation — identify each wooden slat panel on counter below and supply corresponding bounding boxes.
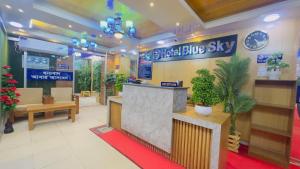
[172,119,212,169]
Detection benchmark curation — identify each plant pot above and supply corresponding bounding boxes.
[268,69,281,80]
[4,119,14,134]
[194,105,212,116]
[118,92,123,96]
[228,131,241,153]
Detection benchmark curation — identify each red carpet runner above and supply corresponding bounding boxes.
[90,127,300,169]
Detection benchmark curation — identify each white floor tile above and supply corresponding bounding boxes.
[0,98,139,169]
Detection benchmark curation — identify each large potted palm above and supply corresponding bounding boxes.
[214,54,255,152]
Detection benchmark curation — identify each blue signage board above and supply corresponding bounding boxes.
[27,69,73,81]
[257,53,283,63]
[139,34,238,63]
[138,58,152,79]
[138,34,238,79]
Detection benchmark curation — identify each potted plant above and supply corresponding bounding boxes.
[214,54,255,152]
[0,65,20,134]
[191,69,220,116]
[105,72,117,96]
[266,52,289,80]
[115,73,128,96]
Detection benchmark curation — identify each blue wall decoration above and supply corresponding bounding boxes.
[257,53,283,63]
[138,34,238,79]
[27,69,73,81]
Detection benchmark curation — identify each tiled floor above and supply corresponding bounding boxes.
[0,97,139,169]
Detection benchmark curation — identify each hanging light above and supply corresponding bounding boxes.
[100,13,136,39]
[114,32,124,39]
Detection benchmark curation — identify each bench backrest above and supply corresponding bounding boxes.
[51,87,73,102]
[16,88,43,105]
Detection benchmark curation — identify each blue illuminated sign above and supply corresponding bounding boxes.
[139,34,238,62]
[27,69,73,81]
[138,34,238,79]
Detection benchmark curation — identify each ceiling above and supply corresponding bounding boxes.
[0,0,300,54]
[185,0,286,22]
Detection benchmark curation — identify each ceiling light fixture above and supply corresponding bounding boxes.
[120,49,126,53]
[157,40,165,45]
[150,2,154,7]
[82,47,88,51]
[5,5,11,9]
[176,22,180,26]
[68,25,72,28]
[9,21,23,28]
[100,13,136,39]
[18,9,24,13]
[18,29,25,32]
[264,14,280,22]
[29,19,33,28]
[99,34,103,38]
[114,32,124,39]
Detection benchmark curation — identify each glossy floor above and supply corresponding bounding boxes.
[0,97,139,169]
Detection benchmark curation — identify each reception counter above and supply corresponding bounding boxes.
[107,84,230,169]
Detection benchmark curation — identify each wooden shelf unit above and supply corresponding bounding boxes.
[249,79,296,168]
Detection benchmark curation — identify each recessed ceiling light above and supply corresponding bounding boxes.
[19,29,25,32]
[120,49,126,52]
[9,21,23,28]
[131,50,138,55]
[99,34,103,38]
[29,19,33,28]
[5,5,11,9]
[176,22,180,26]
[157,40,165,45]
[81,47,88,51]
[150,2,154,7]
[18,9,24,13]
[12,31,17,34]
[264,14,280,22]
[68,25,72,28]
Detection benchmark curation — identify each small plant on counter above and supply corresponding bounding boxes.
[191,69,220,115]
[266,52,289,80]
[214,54,256,135]
[115,73,128,92]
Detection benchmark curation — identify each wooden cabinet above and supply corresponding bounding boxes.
[249,80,296,167]
[109,101,122,130]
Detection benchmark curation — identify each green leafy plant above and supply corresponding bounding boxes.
[75,59,91,92]
[115,74,128,92]
[191,69,220,106]
[105,72,116,86]
[266,52,289,71]
[214,54,256,135]
[93,61,101,92]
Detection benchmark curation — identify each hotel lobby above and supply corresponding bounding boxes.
[1,0,300,169]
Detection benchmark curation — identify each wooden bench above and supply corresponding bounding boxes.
[27,103,76,130]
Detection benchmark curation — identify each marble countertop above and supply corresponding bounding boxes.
[124,83,189,90]
[107,96,122,104]
[173,106,230,127]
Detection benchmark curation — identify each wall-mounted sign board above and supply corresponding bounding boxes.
[26,55,50,70]
[27,69,73,81]
[138,34,238,79]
